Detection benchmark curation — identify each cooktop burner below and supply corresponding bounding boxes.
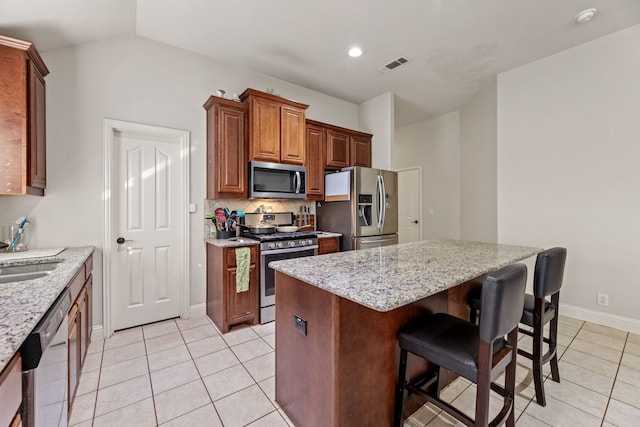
[242,231,318,242]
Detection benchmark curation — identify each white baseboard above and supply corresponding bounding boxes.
[561,303,640,335]
[90,304,206,342]
[189,303,206,318]
[90,325,105,341]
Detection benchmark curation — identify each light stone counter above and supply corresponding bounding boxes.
[315,231,342,238]
[0,246,94,373]
[270,239,540,312]
[206,237,259,248]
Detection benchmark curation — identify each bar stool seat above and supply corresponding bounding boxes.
[520,294,554,326]
[395,264,527,427]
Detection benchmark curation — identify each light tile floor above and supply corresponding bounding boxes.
[70,315,640,426]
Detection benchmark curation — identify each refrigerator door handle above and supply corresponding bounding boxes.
[360,237,396,244]
[380,174,387,228]
[376,175,383,229]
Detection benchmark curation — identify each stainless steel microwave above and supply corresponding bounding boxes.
[249,161,306,199]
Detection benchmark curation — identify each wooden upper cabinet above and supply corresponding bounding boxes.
[325,125,372,170]
[241,89,308,166]
[305,121,326,200]
[0,35,49,196]
[280,105,306,164]
[326,128,351,170]
[350,132,372,168]
[248,95,280,163]
[204,96,248,199]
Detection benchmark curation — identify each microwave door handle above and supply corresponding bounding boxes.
[294,171,301,193]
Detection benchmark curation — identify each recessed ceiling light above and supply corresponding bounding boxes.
[575,8,597,24]
[348,47,363,58]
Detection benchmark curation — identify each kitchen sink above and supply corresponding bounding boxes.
[0,262,61,284]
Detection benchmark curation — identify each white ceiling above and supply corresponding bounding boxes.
[2,0,639,126]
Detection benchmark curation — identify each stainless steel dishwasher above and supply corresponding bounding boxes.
[21,288,72,427]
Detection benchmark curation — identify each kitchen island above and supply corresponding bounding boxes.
[270,239,540,427]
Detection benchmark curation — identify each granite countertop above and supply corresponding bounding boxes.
[315,231,342,238]
[206,231,340,247]
[206,237,260,248]
[269,239,541,312]
[0,246,94,373]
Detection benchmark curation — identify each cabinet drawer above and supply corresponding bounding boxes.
[0,354,22,427]
[225,246,258,266]
[68,265,86,302]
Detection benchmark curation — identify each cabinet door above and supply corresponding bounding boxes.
[280,105,305,165]
[249,96,280,163]
[318,237,340,255]
[27,60,46,191]
[78,286,89,365]
[326,129,350,170]
[351,134,372,167]
[226,263,258,325]
[86,275,93,350]
[208,101,248,198]
[305,123,325,200]
[0,354,22,427]
[68,305,80,408]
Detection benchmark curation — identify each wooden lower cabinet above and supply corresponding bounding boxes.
[318,237,340,255]
[68,254,93,415]
[67,304,80,410]
[207,244,259,333]
[0,354,22,427]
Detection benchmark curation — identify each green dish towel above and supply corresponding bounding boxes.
[235,247,250,293]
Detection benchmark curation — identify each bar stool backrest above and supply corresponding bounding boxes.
[533,247,567,298]
[479,263,527,343]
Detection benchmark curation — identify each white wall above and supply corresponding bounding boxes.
[497,25,640,330]
[359,92,395,170]
[0,34,360,329]
[394,112,461,239]
[459,78,498,242]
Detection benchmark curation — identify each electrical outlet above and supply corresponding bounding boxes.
[293,314,307,336]
[597,293,609,307]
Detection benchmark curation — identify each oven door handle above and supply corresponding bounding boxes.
[261,245,318,256]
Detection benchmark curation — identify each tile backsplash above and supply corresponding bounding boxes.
[204,199,317,239]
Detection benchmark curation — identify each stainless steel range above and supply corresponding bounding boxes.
[241,212,318,323]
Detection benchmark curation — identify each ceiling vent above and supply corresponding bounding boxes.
[379,56,410,74]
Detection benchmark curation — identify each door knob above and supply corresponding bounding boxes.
[116,237,132,244]
[413,220,419,224]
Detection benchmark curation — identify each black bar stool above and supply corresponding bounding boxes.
[394,263,527,427]
[467,247,567,407]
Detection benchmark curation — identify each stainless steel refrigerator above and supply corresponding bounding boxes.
[317,166,398,250]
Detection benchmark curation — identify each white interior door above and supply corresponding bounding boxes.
[398,167,422,244]
[108,123,188,331]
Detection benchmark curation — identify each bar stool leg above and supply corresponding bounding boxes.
[394,349,409,427]
[532,310,546,406]
[549,295,561,382]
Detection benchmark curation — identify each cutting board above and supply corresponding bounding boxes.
[0,248,66,261]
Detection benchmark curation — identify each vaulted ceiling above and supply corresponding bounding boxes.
[2,0,639,126]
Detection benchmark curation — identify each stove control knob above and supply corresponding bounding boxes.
[268,243,276,249]
[288,241,296,247]
[298,240,305,246]
[277,242,284,249]
[307,239,314,245]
